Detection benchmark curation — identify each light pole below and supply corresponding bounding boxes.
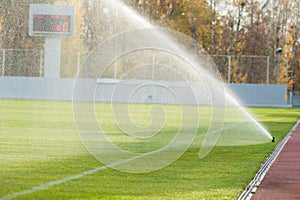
[189,25,197,51]
[289,67,294,105]
[275,47,282,84]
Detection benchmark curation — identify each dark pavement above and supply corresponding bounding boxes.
[252,125,300,200]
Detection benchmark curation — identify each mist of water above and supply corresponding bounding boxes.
[73,0,273,172]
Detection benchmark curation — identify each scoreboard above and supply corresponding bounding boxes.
[33,14,71,34]
[29,4,75,36]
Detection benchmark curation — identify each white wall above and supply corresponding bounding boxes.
[0,77,289,107]
[228,84,288,107]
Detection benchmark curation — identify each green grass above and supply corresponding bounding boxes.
[1,99,300,199]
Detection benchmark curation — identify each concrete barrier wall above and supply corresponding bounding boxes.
[228,84,288,107]
[0,77,289,107]
[0,77,75,101]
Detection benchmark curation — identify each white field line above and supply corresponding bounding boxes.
[0,109,286,200]
[0,153,149,200]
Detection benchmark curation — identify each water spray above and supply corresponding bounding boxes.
[73,0,276,173]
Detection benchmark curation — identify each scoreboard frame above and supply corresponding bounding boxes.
[29,4,75,36]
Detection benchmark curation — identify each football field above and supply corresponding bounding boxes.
[1,99,300,199]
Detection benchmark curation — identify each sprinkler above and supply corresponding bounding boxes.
[272,137,275,143]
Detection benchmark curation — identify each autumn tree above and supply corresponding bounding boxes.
[0,0,86,77]
[215,0,248,83]
[267,0,300,87]
[58,0,86,78]
[2,0,298,87]
[0,0,53,76]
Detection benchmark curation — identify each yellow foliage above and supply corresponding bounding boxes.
[54,0,86,52]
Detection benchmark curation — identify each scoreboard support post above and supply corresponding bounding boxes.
[45,37,61,78]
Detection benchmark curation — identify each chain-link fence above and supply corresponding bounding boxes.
[60,51,88,78]
[0,49,277,84]
[211,55,274,84]
[0,49,42,77]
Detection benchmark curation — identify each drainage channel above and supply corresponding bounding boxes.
[236,120,300,200]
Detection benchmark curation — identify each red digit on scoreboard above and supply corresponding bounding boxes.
[52,25,56,31]
[57,25,62,32]
[63,22,69,32]
[52,25,61,32]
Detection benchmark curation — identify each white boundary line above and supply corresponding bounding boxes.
[0,109,285,200]
[0,153,149,200]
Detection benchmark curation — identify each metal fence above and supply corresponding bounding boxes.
[0,49,43,77]
[211,55,273,84]
[0,49,276,84]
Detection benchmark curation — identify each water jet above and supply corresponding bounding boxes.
[73,0,274,173]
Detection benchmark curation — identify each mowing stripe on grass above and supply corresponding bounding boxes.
[0,124,234,200]
[0,109,286,200]
[0,153,150,200]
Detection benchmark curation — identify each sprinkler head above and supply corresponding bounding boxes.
[272,137,275,143]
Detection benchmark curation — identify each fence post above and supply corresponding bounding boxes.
[114,52,117,79]
[39,50,43,77]
[2,49,5,76]
[266,56,269,84]
[152,53,155,80]
[77,51,81,77]
[227,55,231,84]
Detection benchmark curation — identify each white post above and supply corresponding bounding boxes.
[152,53,155,80]
[266,56,269,84]
[2,50,5,76]
[114,53,117,80]
[289,91,293,105]
[77,51,81,77]
[44,37,61,78]
[227,55,231,84]
[39,50,43,77]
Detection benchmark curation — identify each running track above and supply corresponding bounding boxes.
[252,124,300,199]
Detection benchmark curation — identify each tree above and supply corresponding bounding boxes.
[0,0,53,49]
[0,0,85,77]
[58,0,86,78]
[0,0,53,76]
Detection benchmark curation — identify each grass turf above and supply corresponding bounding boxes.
[0,99,300,199]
